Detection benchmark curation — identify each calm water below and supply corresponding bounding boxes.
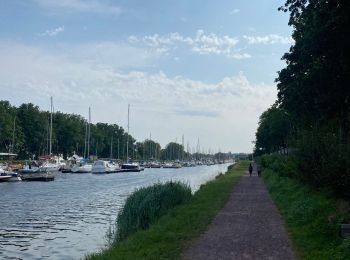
[0,164,231,260]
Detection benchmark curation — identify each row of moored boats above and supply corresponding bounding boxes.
[0,153,229,183]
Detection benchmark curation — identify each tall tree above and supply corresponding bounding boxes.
[277,0,350,140]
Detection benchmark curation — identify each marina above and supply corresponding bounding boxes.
[0,163,232,260]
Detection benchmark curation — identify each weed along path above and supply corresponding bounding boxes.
[183,163,296,260]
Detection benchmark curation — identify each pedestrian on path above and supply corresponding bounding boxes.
[248,163,253,177]
[257,164,262,177]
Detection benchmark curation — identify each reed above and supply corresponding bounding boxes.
[115,181,192,242]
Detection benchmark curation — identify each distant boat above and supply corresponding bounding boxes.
[39,155,64,171]
[172,161,182,168]
[149,161,161,168]
[71,161,92,173]
[21,172,55,182]
[0,169,21,182]
[162,162,173,168]
[92,160,120,174]
[120,163,141,172]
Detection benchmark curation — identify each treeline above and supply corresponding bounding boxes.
[0,101,137,160]
[0,100,226,161]
[254,0,350,198]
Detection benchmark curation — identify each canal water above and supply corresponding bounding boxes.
[0,163,231,260]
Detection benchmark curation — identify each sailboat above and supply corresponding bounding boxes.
[39,97,60,172]
[71,107,92,173]
[121,104,141,172]
[22,97,56,181]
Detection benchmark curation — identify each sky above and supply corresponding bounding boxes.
[0,0,293,153]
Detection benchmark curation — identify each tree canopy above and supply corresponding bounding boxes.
[254,0,350,197]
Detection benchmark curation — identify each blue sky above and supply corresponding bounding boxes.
[0,0,293,153]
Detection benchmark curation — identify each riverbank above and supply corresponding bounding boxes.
[87,161,247,259]
[262,156,350,259]
[183,162,295,259]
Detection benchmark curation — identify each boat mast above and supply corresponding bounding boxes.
[49,96,53,156]
[87,107,91,159]
[126,104,130,161]
[83,121,88,158]
[110,135,113,160]
[11,116,16,153]
[117,138,120,159]
[149,132,152,159]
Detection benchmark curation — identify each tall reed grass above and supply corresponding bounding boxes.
[115,181,192,242]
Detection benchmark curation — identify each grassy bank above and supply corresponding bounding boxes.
[262,159,350,259]
[87,161,247,260]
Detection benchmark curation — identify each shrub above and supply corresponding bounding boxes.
[115,181,192,242]
[258,154,298,178]
[296,129,350,198]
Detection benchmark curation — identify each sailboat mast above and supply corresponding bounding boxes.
[87,107,91,159]
[126,104,130,161]
[11,116,16,153]
[117,138,120,159]
[110,135,113,160]
[83,121,88,158]
[49,96,53,156]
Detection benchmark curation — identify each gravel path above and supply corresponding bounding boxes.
[182,163,296,260]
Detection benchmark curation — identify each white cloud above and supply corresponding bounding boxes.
[0,41,275,152]
[35,0,121,16]
[38,26,65,37]
[128,30,250,59]
[244,34,294,45]
[229,9,240,15]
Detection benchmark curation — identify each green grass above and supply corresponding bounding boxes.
[87,161,247,260]
[116,181,192,242]
[263,168,350,260]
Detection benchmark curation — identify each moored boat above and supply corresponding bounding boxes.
[21,172,55,182]
[92,160,120,174]
[0,170,22,182]
[120,162,141,172]
[71,162,92,173]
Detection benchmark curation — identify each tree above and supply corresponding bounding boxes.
[276,0,350,140]
[254,106,292,156]
[161,142,184,161]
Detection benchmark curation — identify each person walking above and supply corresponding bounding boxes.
[248,163,253,177]
[257,164,262,177]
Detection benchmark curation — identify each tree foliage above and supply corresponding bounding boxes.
[255,105,292,156]
[0,100,136,160]
[255,0,350,197]
[0,100,189,161]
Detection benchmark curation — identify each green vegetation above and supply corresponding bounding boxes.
[0,100,231,161]
[87,162,246,260]
[0,101,138,159]
[116,182,192,242]
[254,0,350,198]
[261,155,350,259]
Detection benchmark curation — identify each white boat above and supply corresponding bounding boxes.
[71,162,92,173]
[61,154,83,173]
[92,160,120,174]
[39,154,65,172]
[0,169,21,182]
[162,162,173,168]
[121,162,141,172]
[172,161,182,168]
[149,161,161,168]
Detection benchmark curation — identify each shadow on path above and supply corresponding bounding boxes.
[183,162,296,260]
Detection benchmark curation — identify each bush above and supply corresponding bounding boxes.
[258,154,298,178]
[115,181,192,242]
[296,130,350,198]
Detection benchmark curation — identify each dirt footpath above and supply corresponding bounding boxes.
[183,163,296,260]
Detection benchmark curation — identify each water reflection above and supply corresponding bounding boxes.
[0,164,230,259]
